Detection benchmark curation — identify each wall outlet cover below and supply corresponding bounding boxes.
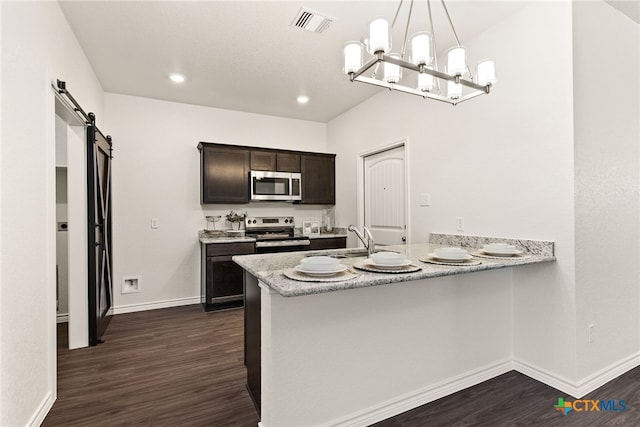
[122,276,142,294]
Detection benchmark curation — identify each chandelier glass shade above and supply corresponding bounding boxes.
[343,0,496,106]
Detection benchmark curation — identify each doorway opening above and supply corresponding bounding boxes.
[357,140,409,246]
[54,93,89,350]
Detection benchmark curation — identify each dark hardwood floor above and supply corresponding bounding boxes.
[45,305,640,426]
[44,305,259,427]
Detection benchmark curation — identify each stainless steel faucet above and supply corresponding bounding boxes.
[348,225,375,255]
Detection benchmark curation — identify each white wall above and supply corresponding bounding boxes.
[262,269,513,426]
[328,1,578,383]
[572,1,640,380]
[104,94,327,312]
[0,2,103,425]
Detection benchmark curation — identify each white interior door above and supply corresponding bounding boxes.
[363,145,406,246]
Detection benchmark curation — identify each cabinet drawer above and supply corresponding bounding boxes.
[206,242,255,257]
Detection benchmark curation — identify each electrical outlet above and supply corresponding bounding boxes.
[588,324,595,343]
[456,217,464,231]
[151,218,159,229]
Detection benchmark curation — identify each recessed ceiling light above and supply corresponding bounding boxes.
[169,73,186,83]
[297,95,309,104]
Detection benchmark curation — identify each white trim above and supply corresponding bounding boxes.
[356,139,410,248]
[573,352,640,396]
[512,359,580,397]
[322,359,513,427]
[282,353,640,427]
[112,296,201,315]
[56,313,69,324]
[513,352,640,398]
[27,390,55,427]
[46,73,59,426]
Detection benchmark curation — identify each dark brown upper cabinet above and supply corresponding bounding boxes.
[198,142,334,205]
[276,152,301,173]
[198,143,250,204]
[251,150,300,173]
[300,153,335,205]
[250,151,277,171]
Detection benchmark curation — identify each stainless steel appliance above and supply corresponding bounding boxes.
[250,171,302,202]
[245,216,310,253]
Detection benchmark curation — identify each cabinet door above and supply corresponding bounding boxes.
[250,151,277,171]
[206,256,244,302]
[276,153,301,172]
[201,145,250,204]
[300,154,335,205]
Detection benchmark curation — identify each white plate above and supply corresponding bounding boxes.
[428,252,473,262]
[365,259,412,269]
[294,264,347,276]
[480,249,523,256]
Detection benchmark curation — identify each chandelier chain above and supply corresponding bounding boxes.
[426,0,441,94]
[391,0,404,29]
[400,0,415,59]
[440,0,461,47]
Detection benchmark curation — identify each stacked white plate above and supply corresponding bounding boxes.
[430,247,472,262]
[366,251,411,269]
[295,256,347,276]
[481,243,522,256]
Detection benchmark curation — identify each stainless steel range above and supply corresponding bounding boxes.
[245,216,310,253]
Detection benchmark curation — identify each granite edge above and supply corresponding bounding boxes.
[233,243,556,298]
[429,233,555,257]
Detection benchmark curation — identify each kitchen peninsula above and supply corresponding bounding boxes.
[234,234,555,426]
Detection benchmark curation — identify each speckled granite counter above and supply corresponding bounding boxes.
[301,233,348,239]
[199,229,346,244]
[233,235,555,297]
[199,230,255,244]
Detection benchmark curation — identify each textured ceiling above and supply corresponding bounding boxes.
[60,1,541,122]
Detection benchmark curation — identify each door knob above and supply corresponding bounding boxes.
[401,236,406,242]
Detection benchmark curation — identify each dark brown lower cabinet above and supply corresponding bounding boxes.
[309,237,347,251]
[201,242,255,311]
[244,272,261,414]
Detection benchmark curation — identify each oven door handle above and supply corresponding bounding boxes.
[255,240,311,248]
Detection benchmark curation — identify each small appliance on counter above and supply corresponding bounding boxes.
[322,207,335,232]
[202,215,223,236]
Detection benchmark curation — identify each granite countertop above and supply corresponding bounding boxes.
[199,228,347,244]
[233,234,556,297]
[199,230,255,244]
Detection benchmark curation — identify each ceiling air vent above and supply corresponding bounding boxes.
[291,8,333,34]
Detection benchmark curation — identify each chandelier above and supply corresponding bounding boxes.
[343,0,496,106]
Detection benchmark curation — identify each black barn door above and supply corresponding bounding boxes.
[87,114,113,345]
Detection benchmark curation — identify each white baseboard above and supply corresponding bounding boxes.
[56,313,69,323]
[573,352,640,397]
[512,359,579,397]
[318,352,640,427]
[324,359,513,427]
[112,296,201,315]
[28,390,55,427]
[513,352,640,398]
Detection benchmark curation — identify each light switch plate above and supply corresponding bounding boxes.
[151,218,159,229]
[419,193,431,206]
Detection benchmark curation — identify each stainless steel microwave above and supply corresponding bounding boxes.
[250,171,302,201]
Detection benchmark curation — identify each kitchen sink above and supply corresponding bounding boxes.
[306,248,398,259]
